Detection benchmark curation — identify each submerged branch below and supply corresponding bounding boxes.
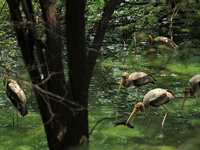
[89,116,124,135]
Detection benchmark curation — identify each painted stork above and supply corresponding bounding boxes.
[126,88,174,134]
[183,74,200,116]
[147,35,179,50]
[147,34,178,69]
[117,72,156,102]
[3,75,28,125]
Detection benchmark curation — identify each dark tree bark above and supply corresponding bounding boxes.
[6,0,53,147]
[65,0,89,148]
[6,0,123,149]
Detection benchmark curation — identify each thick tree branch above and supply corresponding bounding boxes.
[87,0,124,80]
[21,0,48,77]
[65,0,89,147]
[6,0,53,147]
[39,0,66,94]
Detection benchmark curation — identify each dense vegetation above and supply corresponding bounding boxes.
[1,0,200,64]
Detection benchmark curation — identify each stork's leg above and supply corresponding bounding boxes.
[136,89,139,103]
[163,54,172,69]
[161,53,164,67]
[161,105,168,133]
[196,93,199,117]
[138,88,146,95]
[145,106,151,135]
[16,110,18,127]
[12,105,14,127]
[136,88,145,103]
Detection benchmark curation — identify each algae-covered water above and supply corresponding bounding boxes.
[0,46,200,150]
[88,47,200,150]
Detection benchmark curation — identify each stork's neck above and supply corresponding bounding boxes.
[142,100,151,111]
[124,79,130,87]
[185,87,195,96]
[122,73,130,87]
[147,35,153,44]
[135,102,146,112]
[190,88,195,96]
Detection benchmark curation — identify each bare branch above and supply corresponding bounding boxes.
[89,116,124,135]
[37,71,63,86]
[86,47,99,53]
[37,90,55,125]
[169,2,179,40]
[34,84,87,111]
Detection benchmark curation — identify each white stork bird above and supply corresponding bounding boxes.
[183,74,200,116]
[3,75,28,126]
[117,72,156,102]
[126,88,174,134]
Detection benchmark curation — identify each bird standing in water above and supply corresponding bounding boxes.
[126,88,174,134]
[147,34,179,69]
[147,34,179,50]
[183,74,200,116]
[3,73,28,126]
[117,72,156,102]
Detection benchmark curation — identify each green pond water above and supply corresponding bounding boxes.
[0,47,200,150]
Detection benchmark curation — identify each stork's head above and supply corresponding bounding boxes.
[182,87,194,107]
[17,102,28,117]
[126,102,145,125]
[117,72,129,95]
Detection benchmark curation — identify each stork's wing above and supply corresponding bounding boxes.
[189,74,200,87]
[7,82,26,104]
[143,88,165,101]
[143,88,172,107]
[149,93,168,107]
[128,72,147,81]
[6,92,18,109]
[153,37,179,49]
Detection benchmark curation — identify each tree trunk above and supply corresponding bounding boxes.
[65,0,89,148]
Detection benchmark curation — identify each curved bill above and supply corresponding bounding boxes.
[117,78,125,95]
[126,107,139,125]
[182,92,188,108]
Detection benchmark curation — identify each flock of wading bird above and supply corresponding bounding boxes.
[115,72,200,134]
[0,35,182,127]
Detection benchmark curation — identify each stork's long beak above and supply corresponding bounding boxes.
[117,78,125,95]
[126,107,139,125]
[182,92,188,108]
